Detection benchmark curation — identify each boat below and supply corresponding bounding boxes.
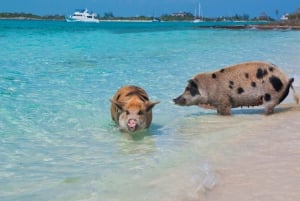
[193,2,203,23]
[152,17,161,22]
[151,10,161,22]
[280,13,289,21]
[66,8,99,23]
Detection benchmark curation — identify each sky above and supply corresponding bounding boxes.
[0,0,299,18]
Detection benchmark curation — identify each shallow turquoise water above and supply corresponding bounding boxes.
[1,20,300,201]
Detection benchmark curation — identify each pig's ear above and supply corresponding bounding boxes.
[146,101,160,112]
[110,99,124,111]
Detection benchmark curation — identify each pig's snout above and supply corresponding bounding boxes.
[173,96,186,105]
[127,119,137,132]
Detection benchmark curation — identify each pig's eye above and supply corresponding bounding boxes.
[126,110,130,115]
[138,110,144,115]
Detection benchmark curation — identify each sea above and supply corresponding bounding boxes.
[1,20,300,201]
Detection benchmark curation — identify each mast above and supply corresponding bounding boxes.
[198,3,201,18]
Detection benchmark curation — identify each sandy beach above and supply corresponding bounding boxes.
[202,103,300,201]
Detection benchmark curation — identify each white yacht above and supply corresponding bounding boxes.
[66,8,99,23]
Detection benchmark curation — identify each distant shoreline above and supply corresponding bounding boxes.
[0,17,64,21]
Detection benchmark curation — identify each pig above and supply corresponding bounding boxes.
[173,61,299,115]
[110,85,159,132]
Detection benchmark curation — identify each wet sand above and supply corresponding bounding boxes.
[204,103,300,201]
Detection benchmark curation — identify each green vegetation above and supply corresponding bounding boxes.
[160,12,194,21]
[0,12,65,20]
[288,7,300,20]
[269,7,300,27]
[0,12,273,22]
[100,13,153,21]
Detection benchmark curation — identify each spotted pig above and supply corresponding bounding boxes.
[110,85,159,132]
[173,61,299,115]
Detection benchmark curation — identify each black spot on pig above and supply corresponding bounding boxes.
[188,79,200,96]
[251,81,256,87]
[229,81,234,89]
[269,76,283,92]
[212,73,217,79]
[237,87,244,94]
[256,68,268,79]
[264,93,271,101]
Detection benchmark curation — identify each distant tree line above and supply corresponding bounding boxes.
[271,7,300,26]
[288,7,300,20]
[0,11,267,21]
[0,12,65,20]
[1,7,300,22]
[99,12,270,22]
[100,7,300,22]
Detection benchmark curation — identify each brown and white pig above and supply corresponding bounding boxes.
[174,61,299,115]
[110,85,159,132]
